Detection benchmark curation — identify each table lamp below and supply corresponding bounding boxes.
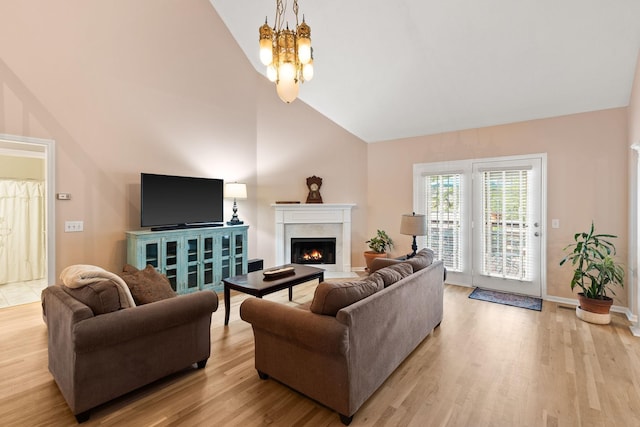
[225,182,247,225]
[400,212,427,258]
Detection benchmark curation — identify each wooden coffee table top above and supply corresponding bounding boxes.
[222,264,325,325]
[223,264,324,296]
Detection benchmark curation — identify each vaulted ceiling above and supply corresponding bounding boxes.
[210,0,640,143]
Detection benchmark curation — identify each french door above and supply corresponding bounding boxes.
[415,154,545,297]
[471,158,542,297]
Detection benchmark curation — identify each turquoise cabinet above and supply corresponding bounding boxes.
[126,225,248,294]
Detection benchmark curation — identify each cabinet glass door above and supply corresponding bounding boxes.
[145,242,159,268]
[164,240,178,291]
[186,238,199,291]
[234,233,244,274]
[221,234,230,279]
[202,236,214,287]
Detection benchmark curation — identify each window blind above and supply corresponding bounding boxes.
[480,169,532,281]
[424,173,462,272]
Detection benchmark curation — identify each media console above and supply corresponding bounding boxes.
[126,225,248,294]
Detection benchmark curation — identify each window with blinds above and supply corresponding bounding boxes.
[424,173,462,272]
[480,169,532,281]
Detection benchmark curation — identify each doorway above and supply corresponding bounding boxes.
[0,134,55,308]
[414,154,546,297]
[471,157,543,296]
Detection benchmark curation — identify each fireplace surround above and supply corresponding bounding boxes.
[273,203,355,275]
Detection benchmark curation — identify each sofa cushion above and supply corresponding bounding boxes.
[310,279,380,316]
[389,262,413,278]
[61,280,121,315]
[406,248,434,272]
[368,257,402,273]
[366,273,385,291]
[119,264,177,305]
[370,262,413,288]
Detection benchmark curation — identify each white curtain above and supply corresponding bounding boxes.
[0,179,45,284]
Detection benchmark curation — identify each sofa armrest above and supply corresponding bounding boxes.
[73,290,218,353]
[42,286,95,326]
[240,298,349,356]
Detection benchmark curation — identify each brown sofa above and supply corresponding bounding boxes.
[240,249,444,425]
[41,280,218,423]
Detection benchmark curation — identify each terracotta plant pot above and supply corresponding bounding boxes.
[578,293,613,314]
[364,251,387,270]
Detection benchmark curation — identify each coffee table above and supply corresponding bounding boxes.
[223,264,325,325]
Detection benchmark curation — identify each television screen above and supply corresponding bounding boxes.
[141,173,224,229]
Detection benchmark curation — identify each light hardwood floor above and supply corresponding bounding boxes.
[1,283,640,426]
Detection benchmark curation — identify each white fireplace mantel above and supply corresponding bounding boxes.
[272,203,355,274]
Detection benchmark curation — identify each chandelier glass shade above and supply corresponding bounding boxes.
[259,0,313,103]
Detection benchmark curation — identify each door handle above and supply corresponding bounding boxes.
[534,232,540,237]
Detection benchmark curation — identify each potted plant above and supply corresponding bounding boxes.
[559,222,624,323]
[364,229,394,270]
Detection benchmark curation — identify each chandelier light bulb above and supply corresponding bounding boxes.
[266,64,277,82]
[297,38,311,64]
[276,80,299,103]
[259,39,273,66]
[258,21,274,66]
[302,62,314,82]
[278,62,297,84]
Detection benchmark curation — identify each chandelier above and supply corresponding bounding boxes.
[259,0,314,103]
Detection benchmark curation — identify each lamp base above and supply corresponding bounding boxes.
[406,235,418,259]
[227,199,243,225]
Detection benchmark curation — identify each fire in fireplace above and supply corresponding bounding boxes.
[291,237,336,265]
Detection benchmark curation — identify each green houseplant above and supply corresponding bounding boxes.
[364,229,394,270]
[559,222,624,319]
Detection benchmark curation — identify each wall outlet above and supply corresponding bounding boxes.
[552,219,560,229]
[64,221,84,232]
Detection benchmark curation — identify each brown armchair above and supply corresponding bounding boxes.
[41,282,218,422]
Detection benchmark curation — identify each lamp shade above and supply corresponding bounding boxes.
[400,213,427,236]
[224,183,247,199]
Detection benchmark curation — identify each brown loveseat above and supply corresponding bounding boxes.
[240,249,444,425]
[41,271,218,423]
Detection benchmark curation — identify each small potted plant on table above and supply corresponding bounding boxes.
[364,229,394,270]
[559,222,624,324]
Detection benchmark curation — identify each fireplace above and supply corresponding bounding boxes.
[273,203,356,275]
[291,237,336,265]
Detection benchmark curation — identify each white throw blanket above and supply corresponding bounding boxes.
[60,264,136,308]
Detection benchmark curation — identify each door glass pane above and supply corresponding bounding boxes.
[481,169,531,280]
[424,174,462,272]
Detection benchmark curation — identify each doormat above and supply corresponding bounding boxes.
[468,288,542,311]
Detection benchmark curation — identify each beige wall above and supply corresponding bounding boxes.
[255,82,368,268]
[0,1,368,277]
[368,108,629,303]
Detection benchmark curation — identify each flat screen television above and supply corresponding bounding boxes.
[140,173,224,230]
